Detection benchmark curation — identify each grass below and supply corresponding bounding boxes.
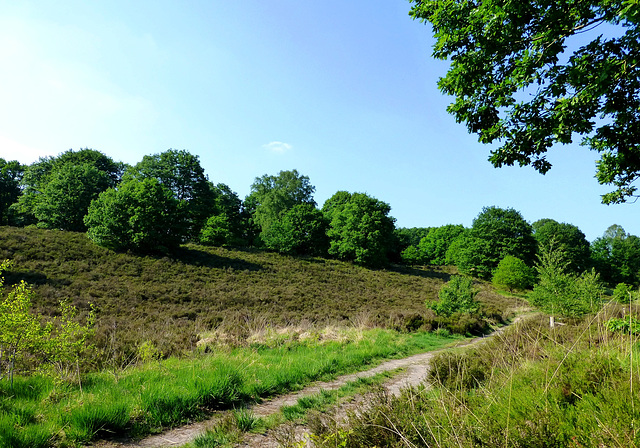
[191,371,396,448]
[0,328,459,447]
[306,306,640,448]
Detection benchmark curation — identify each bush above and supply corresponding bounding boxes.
[427,275,479,317]
[491,255,535,292]
[612,282,638,304]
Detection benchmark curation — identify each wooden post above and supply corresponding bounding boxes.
[550,316,555,328]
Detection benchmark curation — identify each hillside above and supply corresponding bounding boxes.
[0,226,515,367]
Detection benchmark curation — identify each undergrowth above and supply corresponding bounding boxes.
[306,306,640,447]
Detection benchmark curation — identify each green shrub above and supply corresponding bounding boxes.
[612,282,638,304]
[491,255,535,292]
[427,275,479,317]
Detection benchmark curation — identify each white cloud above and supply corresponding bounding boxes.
[263,141,292,153]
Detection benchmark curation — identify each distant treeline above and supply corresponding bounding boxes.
[1,149,638,284]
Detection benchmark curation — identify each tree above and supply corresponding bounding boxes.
[446,232,495,279]
[325,192,396,268]
[0,260,94,388]
[124,149,216,240]
[472,206,536,265]
[11,149,123,227]
[591,225,640,285]
[428,275,479,317]
[261,204,329,256]
[410,1,640,204]
[84,178,186,253]
[0,159,23,225]
[247,170,316,237]
[417,224,466,265]
[530,244,604,317]
[33,164,111,231]
[492,255,535,292]
[532,219,591,274]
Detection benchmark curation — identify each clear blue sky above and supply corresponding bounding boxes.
[1,0,637,242]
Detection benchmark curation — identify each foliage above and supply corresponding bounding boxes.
[591,224,640,286]
[33,163,112,231]
[410,0,640,203]
[428,275,479,317]
[84,178,186,253]
[124,149,216,240]
[0,159,23,226]
[0,260,94,388]
[612,282,638,304]
[491,255,535,292]
[400,245,422,265]
[529,244,604,317]
[261,203,329,256]
[10,149,123,228]
[445,232,495,279]
[471,206,536,266]
[417,224,465,265]
[211,183,247,245]
[199,214,233,247]
[325,192,396,268]
[247,169,316,236]
[605,316,640,334]
[532,219,591,274]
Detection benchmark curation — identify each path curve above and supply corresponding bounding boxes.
[93,320,522,448]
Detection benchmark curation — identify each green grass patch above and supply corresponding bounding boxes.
[1,329,458,447]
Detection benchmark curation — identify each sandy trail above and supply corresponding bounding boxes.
[93,324,516,448]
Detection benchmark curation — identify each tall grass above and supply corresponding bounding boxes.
[307,309,640,447]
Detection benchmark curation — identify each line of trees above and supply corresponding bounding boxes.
[2,149,639,280]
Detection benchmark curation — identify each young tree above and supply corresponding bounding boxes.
[325,192,396,268]
[532,219,591,274]
[428,275,479,317]
[410,1,640,203]
[530,244,604,317]
[0,261,94,388]
[84,178,186,253]
[492,255,535,292]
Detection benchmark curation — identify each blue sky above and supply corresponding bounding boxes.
[0,0,637,242]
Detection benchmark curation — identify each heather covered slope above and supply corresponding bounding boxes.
[0,226,516,367]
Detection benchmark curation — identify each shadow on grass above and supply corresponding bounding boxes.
[173,246,264,272]
[388,264,453,281]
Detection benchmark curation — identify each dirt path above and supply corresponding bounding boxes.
[93,323,519,448]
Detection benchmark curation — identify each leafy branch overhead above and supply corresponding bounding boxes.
[410,0,640,203]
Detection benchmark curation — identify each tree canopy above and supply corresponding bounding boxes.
[324,192,396,268]
[247,170,316,236]
[11,149,123,229]
[410,0,640,204]
[84,178,185,253]
[532,219,591,274]
[0,159,23,226]
[124,149,215,240]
